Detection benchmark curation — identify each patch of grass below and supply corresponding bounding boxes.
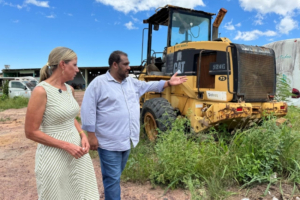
[0,96,29,111]
[0,117,11,122]
[122,139,156,183]
[75,116,81,123]
[89,150,98,159]
[285,106,300,131]
[152,116,201,189]
[121,110,300,199]
[231,118,284,184]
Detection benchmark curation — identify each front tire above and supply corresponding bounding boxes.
[141,98,176,141]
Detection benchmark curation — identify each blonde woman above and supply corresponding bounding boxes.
[25,47,99,200]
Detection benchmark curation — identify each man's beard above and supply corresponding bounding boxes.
[117,65,128,80]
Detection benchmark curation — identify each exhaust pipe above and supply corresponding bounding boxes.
[212,8,227,41]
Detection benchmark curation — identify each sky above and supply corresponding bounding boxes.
[0,0,299,70]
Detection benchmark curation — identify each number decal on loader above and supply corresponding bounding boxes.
[218,76,227,81]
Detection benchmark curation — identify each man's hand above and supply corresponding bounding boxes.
[169,72,188,85]
[88,132,99,150]
[164,72,188,88]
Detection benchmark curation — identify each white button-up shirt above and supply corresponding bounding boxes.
[81,71,165,151]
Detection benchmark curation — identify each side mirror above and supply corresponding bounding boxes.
[24,86,27,90]
[153,24,159,31]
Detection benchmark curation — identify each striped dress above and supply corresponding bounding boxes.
[35,81,99,200]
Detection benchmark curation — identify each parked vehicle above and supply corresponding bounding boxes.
[8,80,32,98]
[14,77,38,91]
[138,5,287,140]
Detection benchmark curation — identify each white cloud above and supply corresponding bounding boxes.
[95,0,205,14]
[224,20,235,30]
[131,15,139,22]
[1,0,49,9]
[235,23,241,27]
[0,1,24,9]
[124,21,138,30]
[276,16,298,34]
[66,13,73,16]
[114,21,120,25]
[254,13,264,25]
[239,0,300,16]
[46,14,55,18]
[239,0,300,34]
[95,18,99,22]
[25,0,49,8]
[234,30,277,41]
[13,20,19,23]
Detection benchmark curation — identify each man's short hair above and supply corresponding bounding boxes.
[108,51,128,67]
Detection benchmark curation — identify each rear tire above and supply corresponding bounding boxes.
[141,98,176,141]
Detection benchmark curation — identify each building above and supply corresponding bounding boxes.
[2,65,142,89]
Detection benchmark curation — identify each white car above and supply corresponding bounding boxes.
[8,80,32,98]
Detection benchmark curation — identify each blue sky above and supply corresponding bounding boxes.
[0,0,299,70]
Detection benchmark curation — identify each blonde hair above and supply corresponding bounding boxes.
[40,47,77,82]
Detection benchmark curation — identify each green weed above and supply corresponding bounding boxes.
[0,117,11,122]
[0,96,29,111]
[2,80,9,97]
[276,74,295,102]
[75,116,81,123]
[122,139,156,183]
[121,108,300,199]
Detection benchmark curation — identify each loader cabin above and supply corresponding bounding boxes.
[143,5,215,66]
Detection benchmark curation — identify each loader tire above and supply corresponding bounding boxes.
[141,98,176,141]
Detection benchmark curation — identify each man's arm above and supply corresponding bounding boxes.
[133,72,188,96]
[80,80,99,150]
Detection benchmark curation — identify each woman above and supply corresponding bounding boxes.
[25,47,99,200]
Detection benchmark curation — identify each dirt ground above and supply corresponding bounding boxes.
[0,91,299,200]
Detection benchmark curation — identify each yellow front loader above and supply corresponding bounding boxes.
[138,5,287,140]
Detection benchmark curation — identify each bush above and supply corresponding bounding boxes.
[276,74,295,102]
[0,96,29,111]
[2,80,9,97]
[232,118,283,184]
[0,94,8,101]
[121,111,300,199]
[122,139,156,183]
[151,116,200,188]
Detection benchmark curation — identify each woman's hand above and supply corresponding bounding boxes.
[63,142,86,159]
[80,134,90,154]
[62,143,86,159]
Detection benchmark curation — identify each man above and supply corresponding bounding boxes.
[81,50,187,200]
